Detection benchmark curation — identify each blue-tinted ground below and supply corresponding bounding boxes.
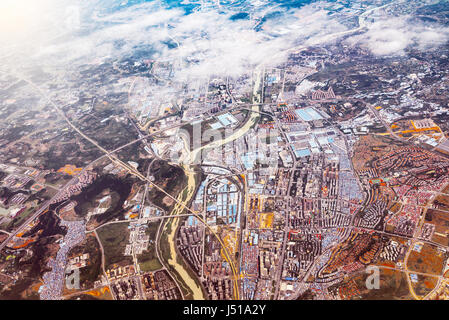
[94,0,324,23]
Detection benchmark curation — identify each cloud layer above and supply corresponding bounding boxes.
[1,0,348,79]
[346,15,449,56]
[1,0,449,81]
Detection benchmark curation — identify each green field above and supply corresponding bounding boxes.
[137,221,163,272]
[97,222,132,269]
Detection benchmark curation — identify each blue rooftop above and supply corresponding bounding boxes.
[295,107,323,122]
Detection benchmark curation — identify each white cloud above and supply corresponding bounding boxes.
[346,16,449,56]
[1,1,347,81]
[6,0,448,83]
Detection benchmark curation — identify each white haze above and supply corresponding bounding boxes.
[1,0,449,82]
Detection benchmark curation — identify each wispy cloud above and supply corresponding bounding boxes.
[346,15,449,56]
[3,0,448,82]
[3,1,347,80]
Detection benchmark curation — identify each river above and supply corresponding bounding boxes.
[164,164,204,299]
